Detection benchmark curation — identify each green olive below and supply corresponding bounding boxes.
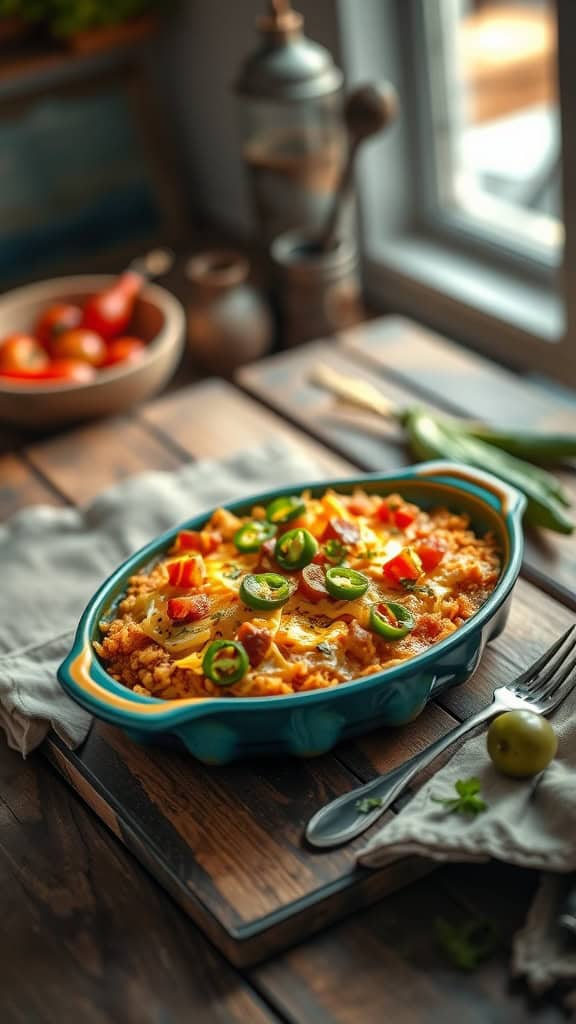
[486,710,558,778]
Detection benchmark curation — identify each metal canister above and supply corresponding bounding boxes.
[235,0,345,245]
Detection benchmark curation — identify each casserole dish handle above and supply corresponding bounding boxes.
[414,460,526,521]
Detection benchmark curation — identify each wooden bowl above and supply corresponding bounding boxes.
[0,275,185,429]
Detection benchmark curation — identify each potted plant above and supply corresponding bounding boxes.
[47,0,169,54]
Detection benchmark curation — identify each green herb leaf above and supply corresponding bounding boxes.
[435,917,499,970]
[356,796,385,814]
[432,777,488,816]
[223,565,242,580]
[399,579,434,595]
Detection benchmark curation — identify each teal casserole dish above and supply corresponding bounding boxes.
[58,461,525,764]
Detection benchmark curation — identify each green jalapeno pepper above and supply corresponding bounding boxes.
[324,566,369,600]
[369,601,415,640]
[202,640,249,686]
[240,572,295,610]
[274,528,318,570]
[265,494,306,525]
[234,520,277,553]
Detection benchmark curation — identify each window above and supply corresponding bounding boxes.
[422,0,561,265]
[337,0,576,386]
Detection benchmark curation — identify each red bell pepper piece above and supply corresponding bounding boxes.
[414,540,446,572]
[167,594,209,623]
[167,555,206,588]
[382,547,423,584]
[174,529,222,555]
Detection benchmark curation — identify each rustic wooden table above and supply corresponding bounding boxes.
[1,315,575,1023]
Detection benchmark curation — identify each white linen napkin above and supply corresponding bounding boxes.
[0,440,323,756]
[358,683,576,1005]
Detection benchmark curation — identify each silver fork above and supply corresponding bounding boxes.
[306,625,576,849]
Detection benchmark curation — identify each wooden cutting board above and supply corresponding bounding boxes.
[44,724,431,967]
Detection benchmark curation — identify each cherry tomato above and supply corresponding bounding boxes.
[486,710,557,778]
[82,271,142,339]
[51,328,106,367]
[35,303,82,349]
[102,336,146,367]
[0,333,48,373]
[0,359,96,385]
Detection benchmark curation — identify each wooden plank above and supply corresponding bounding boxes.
[141,378,355,477]
[238,342,408,471]
[0,453,64,519]
[0,743,278,1024]
[238,332,576,609]
[253,863,564,1024]
[24,416,183,506]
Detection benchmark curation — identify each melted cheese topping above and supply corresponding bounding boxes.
[97,488,501,700]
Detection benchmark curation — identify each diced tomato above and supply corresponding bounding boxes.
[167,594,209,623]
[382,547,423,584]
[348,494,373,516]
[376,501,391,524]
[174,529,221,555]
[312,550,329,565]
[322,517,360,546]
[236,621,272,666]
[102,336,146,367]
[167,555,206,588]
[393,506,416,529]
[414,539,446,572]
[298,564,329,602]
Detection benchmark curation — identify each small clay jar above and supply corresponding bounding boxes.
[186,250,273,374]
[271,230,364,347]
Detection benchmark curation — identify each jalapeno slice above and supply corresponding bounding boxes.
[234,520,277,553]
[240,572,294,610]
[324,566,369,600]
[202,640,249,686]
[369,601,415,640]
[274,528,318,570]
[265,494,306,525]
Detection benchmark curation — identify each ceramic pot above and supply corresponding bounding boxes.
[186,251,273,374]
[271,230,364,347]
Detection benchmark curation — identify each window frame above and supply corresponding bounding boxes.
[335,0,576,387]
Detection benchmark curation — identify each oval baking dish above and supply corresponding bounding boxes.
[58,461,525,764]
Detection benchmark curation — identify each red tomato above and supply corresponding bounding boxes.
[35,303,82,349]
[394,506,417,529]
[382,547,423,584]
[51,328,106,367]
[82,271,142,339]
[103,336,146,367]
[0,333,48,373]
[376,501,391,524]
[174,529,222,555]
[298,564,329,602]
[415,540,446,572]
[0,359,96,385]
[167,594,209,623]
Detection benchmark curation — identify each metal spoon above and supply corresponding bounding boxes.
[320,81,399,251]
